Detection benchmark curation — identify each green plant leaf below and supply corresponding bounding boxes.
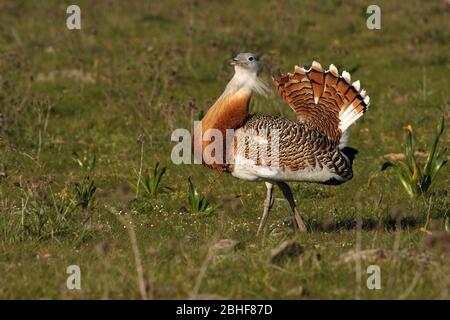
[424,114,445,176]
[445,216,449,233]
[404,126,417,171]
[140,163,169,198]
[187,177,217,215]
[430,148,448,182]
[381,161,415,197]
[382,115,447,197]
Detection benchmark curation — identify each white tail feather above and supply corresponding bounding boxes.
[338,76,370,142]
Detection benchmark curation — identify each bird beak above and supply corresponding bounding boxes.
[230,58,238,66]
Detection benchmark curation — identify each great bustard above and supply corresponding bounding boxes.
[194,52,370,235]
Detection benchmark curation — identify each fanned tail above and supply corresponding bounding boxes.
[273,61,371,148]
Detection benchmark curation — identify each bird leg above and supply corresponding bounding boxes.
[256,182,275,236]
[277,182,307,232]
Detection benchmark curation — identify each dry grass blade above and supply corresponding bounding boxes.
[109,207,150,300]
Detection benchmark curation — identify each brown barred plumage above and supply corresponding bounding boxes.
[232,114,353,183]
[273,61,370,145]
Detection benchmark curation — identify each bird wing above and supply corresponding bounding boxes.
[272,61,370,146]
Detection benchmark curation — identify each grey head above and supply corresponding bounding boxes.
[230,52,260,74]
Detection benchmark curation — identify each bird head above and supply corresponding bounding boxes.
[230,52,260,75]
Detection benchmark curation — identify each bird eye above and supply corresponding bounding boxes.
[248,57,254,61]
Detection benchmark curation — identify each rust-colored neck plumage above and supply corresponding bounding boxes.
[202,92,251,135]
[196,91,252,170]
[193,65,268,170]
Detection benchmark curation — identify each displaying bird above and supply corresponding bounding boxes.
[194,52,370,235]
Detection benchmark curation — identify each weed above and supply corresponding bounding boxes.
[188,177,219,216]
[74,176,97,210]
[20,186,84,241]
[140,163,171,198]
[382,115,448,198]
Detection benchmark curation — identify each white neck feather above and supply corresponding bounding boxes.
[221,66,269,99]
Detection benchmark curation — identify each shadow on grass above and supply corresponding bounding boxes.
[307,216,423,232]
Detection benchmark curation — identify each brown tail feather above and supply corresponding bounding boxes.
[273,61,370,146]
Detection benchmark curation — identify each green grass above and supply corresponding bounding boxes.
[0,0,449,299]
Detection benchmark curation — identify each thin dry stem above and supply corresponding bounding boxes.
[135,140,145,198]
[111,207,149,300]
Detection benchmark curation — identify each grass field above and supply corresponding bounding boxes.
[0,0,449,299]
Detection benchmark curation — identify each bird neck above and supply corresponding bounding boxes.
[201,70,255,134]
[193,71,254,171]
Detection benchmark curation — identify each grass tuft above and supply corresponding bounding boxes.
[188,177,219,216]
[140,163,171,198]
